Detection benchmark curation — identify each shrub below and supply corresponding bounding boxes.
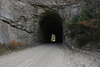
[19,41,26,47]
[66,8,100,47]
[0,43,7,55]
[76,35,90,47]
[66,21,74,28]
[0,39,27,55]
[8,39,18,50]
[8,39,27,50]
[83,0,100,18]
[66,16,80,28]
[78,21,94,27]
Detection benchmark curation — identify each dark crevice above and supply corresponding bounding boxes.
[1,19,33,33]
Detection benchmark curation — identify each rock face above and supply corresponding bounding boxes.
[0,0,85,45]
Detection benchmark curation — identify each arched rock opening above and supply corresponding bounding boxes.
[39,11,63,43]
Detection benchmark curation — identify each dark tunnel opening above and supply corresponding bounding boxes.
[39,12,63,43]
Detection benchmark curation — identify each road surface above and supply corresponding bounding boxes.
[0,44,99,67]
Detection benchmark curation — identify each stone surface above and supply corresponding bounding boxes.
[0,0,85,45]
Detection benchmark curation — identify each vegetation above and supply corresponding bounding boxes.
[0,39,26,55]
[83,0,100,19]
[66,5,100,48]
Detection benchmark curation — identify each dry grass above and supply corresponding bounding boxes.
[99,64,100,67]
[0,44,7,55]
[8,39,26,49]
[8,39,18,49]
[19,41,26,47]
[78,19,100,30]
[0,49,5,55]
[78,21,94,27]
[74,0,78,2]
[0,39,27,55]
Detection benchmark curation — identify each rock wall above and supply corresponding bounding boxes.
[0,0,85,45]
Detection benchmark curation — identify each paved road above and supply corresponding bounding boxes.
[0,44,99,67]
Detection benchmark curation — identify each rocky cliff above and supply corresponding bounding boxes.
[0,0,85,45]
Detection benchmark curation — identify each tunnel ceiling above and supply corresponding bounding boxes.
[39,12,63,43]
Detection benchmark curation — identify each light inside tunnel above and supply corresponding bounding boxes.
[51,34,56,42]
[39,11,63,43]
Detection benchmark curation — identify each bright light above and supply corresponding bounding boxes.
[51,34,56,42]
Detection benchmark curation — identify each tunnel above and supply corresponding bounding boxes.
[39,11,63,43]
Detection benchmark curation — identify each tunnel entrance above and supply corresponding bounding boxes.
[39,11,63,43]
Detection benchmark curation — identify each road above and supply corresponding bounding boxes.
[0,44,99,67]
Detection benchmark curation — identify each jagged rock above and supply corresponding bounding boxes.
[0,0,85,45]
